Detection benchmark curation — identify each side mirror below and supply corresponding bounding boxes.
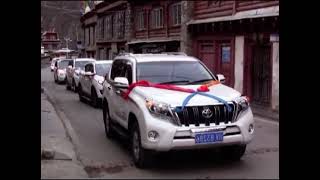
[104,73,109,80]
[217,74,225,83]
[114,77,129,89]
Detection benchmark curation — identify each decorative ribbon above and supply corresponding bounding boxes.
[121,80,231,113]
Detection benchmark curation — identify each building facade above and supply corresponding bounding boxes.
[187,0,279,111]
[128,0,183,53]
[81,8,97,58]
[80,0,279,111]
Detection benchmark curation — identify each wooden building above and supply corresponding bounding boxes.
[41,31,61,52]
[187,0,279,111]
[128,0,183,53]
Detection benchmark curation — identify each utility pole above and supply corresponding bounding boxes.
[64,37,72,58]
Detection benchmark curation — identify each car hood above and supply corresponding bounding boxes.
[132,84,241,107]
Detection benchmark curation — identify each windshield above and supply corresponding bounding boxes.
[137,61,215,84]
[58,60,70,69]
[75,61,93,70]
[95,63,111,76]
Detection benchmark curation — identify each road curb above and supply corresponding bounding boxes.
[42,87,91,168]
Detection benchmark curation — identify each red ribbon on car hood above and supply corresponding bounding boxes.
[121,80,220,100]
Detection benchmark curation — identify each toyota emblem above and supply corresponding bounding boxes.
[202,107,213,119]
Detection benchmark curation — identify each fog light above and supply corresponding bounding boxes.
[248,124,254,134]
[148,130,159,141]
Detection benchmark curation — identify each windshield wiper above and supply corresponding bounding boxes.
[159,80,190,85]
[187,79,214,85]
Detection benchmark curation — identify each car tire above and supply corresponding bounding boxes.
[78,84,85,102]
[66,79,71,90]
[91,88,98,108]
[72,79,77,92]
[131,121,153,169]
[221,145,246,161]
[54,74,58,83]
[102,100,115,138]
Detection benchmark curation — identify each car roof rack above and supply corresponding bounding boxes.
[160,52,187,56]
[117,52,187,56]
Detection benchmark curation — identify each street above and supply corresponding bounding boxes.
[41,66,279,179]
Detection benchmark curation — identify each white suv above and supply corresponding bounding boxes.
[102,53,254,168]
[78,60,112,108]
[66,58,96,92]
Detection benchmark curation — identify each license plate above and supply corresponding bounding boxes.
[195,131,224,144]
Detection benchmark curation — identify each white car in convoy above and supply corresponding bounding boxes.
[53,59,73,84]
[102,53,254,168]
[78,60,112,108]
[50,57,59,71]
[66,58,96,92]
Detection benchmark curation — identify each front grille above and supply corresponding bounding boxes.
[175,102,241,126]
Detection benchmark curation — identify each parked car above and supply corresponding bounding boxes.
[66,58,96,92]
[78,60,112,107]
[50,57,59,71]
[53,59,73,84]
[101,53,254,168]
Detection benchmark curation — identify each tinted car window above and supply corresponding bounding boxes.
[95,63,111,76]
[58,60,70,69]
[75,61,93,70]
[137,61,214,84]
[110,60,126,80]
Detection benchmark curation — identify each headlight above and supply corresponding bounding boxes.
[145,99,177,124]
[235,96,249,111]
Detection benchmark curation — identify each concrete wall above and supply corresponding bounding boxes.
[234,36,244,94]
[271,39,279,111]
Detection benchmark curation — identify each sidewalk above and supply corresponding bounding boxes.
[251,104,279,122]
[41,91,88,178]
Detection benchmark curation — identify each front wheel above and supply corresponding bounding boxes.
[66,79,71,90]
[131,122,153,169]
[102,101,115,138]
[91,88,99,108]
[72,79,77,92]
[221,145,246,161]
[78,84,85,102]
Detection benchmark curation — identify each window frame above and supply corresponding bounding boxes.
[150,7,164,29]
[136,10,146,31]
[171,2,182,26]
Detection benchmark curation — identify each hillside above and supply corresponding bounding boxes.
[41,1,84,50]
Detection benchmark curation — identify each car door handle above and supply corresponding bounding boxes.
[107,86,111,90]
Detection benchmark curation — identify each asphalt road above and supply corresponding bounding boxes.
[41,66,279,179]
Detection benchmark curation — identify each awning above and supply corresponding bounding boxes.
[127,38,180,45]
[187,5,279,25]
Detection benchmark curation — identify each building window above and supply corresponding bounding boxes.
[171,3,181,26]
[105,15,112,40]
[136,10,145,30]
[112,11,124,39]
[99,18,105,40]
[93,26,95,44]
[150,8,163,29]
[208,0,222,7]
[85,28,89,46]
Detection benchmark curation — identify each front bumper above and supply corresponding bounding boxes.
[57,74,66,82]
[141,108,254,152]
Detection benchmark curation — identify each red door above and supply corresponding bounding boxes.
[197,41,215,72]
[217,41,234,87]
